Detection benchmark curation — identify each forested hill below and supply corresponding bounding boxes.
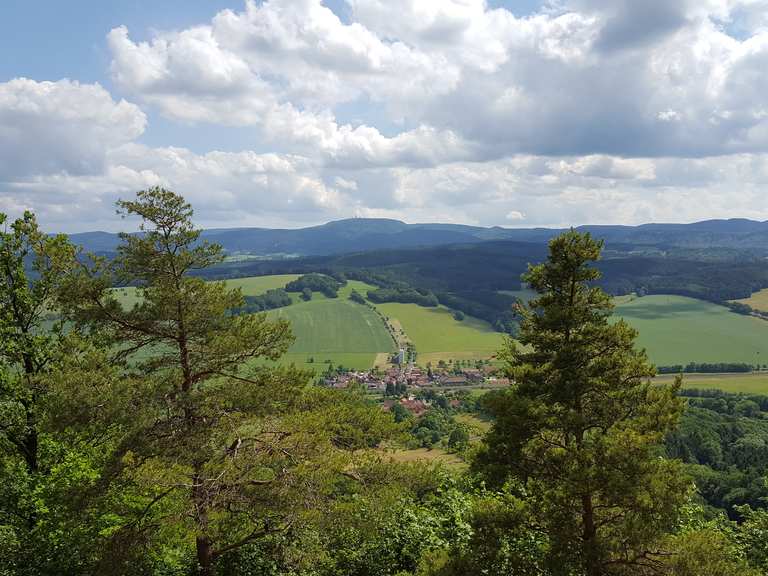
[68,217,768,258]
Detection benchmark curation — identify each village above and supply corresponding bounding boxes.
[322,346,511,414]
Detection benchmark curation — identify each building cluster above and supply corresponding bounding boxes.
[324,363,510,391]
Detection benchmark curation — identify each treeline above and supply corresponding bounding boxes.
[680,387,768,412]
[435,290,520,333]
[195,239,768,335]
[658,362,755,374]
[230,288,292,314]
[285,272,343,298]
[367,287,438,307]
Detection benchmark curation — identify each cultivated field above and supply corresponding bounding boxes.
[116,274,768,376]
[658,372,768,395]
[734,288,768,312]
[614,295,768,366]
[375,302,504,365]
[116,275,394,371]
[268,296,395,371]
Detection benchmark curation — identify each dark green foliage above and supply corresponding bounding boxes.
[348,290,366,305]
[666,404,768,516]
[285,273,343,298]
[727,301,754,315]
[447,427,469,450]
[412,409,454,449]
[367,287,438,307]
[54,188,399,576]
[659,362,754,374]
[7,201,768,575]
[231,288,292,314]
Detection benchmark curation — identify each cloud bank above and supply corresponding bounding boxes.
[3,0,768,231]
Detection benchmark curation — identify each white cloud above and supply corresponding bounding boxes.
[6,1,768,231]
[0,78,146,180]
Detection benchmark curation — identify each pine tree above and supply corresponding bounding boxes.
[59,188,396,575]
[476,230,690,575]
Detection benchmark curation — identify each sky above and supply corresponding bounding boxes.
[2,0,768,232]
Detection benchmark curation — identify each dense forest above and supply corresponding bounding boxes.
[3,187,768,575]
[189,237,768,335]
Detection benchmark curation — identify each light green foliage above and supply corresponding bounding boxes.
[0,211,99,574]
[424,486,548,576]
[614,295,768,365]
[225,463,475,576]
[664,528,760,576]
[477,230,691,575]
[57,188,399,575]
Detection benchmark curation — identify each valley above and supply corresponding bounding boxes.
[153,273,768,393]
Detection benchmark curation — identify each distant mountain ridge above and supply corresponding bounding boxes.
[67,217,768,257]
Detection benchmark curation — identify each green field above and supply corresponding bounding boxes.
[225,274,301,296]
[113,274,303,307]
[115,275,394,371]
[614,295,768,366]
[113,274,768,376]
[658,373,768,395]
[269,297,395,370]
[375,303,504,365]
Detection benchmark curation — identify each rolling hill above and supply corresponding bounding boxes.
[68,217,768,258]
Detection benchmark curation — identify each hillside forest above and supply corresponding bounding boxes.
[5,188,768,575]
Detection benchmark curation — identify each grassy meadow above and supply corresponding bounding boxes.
[659,372,768,395]
[614,295,768,366]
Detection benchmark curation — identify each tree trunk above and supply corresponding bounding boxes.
[22,428,38,474]
[196,534,214,576]
[582,493,601,576]
[193,469,214,576]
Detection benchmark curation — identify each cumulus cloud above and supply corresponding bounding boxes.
[106,0,768,160]
[5,1,768,231]
[0,78,146,180]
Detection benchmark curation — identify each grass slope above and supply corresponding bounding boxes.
[269,298,395,370]
[375,303,504,365]
[116,275,393,371]
[614,295,768,366]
